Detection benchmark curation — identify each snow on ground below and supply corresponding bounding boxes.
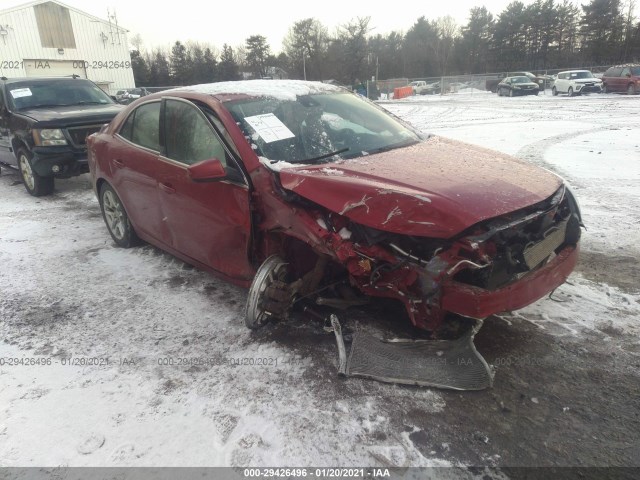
[1,91,640,470]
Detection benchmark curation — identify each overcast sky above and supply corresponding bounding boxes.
[5,0,578,53]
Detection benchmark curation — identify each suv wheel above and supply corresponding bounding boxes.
[568,87,574,97]
[17,149,54,197]
[99,183,140,248]
[603,84,609,93]
[552,86,558,96]
[627,84,636,95]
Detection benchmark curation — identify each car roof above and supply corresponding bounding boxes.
[559,70,591,74]
[163,79,344,101]
[0,76,89,84]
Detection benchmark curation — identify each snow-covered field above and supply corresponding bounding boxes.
[1,91,639,472]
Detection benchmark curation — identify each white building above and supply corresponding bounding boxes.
[0,0,135,94]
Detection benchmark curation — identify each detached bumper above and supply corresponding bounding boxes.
[31,146,89,178]
[441,244,579,319]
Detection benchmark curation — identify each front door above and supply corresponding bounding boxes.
[157,98,253,281]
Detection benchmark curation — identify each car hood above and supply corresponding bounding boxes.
[278,137,563,238]
[15,104,124,128]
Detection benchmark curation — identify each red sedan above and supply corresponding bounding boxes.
[87,80,582,333]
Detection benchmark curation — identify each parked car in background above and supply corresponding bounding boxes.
[497,76,540,96]
[0,76,122,196]
[409,81,428,95]
[601,64,640,94]
[486,71,546,92]
[115,89,128,102]
[118,87,151,104]
[552,70,602,96]
[87,80,581,335]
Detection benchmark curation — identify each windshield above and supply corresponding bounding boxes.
[569,71,594,79]
[512,77,532,84]
[225,92,420,164]
[7,79,114,110]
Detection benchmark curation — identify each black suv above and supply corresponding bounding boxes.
[0,76,123,196]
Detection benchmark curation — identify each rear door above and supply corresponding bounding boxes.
[157,97,253,281]
[108,101,168,243]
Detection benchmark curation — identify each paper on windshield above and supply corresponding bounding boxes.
[245,113,295,143]
[10,88,33,99]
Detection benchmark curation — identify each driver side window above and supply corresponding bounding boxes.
[164,99,227,166]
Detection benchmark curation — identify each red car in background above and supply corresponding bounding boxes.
[601,64,640,94]
[87,80,582,334]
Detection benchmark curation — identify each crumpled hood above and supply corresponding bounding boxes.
[278,136,563,238]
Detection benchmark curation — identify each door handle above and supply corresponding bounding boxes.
[159,182,176,194]
[112,158,124,168]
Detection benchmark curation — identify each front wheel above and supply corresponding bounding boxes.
[552,86,558,96]
[603,84,609,94]
[17,149,54,197]
[509,89,514,97]
[627,84,636,95]
[99,183,140,248]
[568,87,574,97]
[245,255,291,330]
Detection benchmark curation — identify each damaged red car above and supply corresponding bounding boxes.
[87,80,582,334]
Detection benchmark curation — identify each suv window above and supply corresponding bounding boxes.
[621,67,630,77]
[631,66,640,75]
[607,67,623,77]
[558,73,567,80]
[6,79,114,110]
[120,101,161,151]
[164,99,227,166]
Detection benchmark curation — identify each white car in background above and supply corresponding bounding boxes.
[552,70,603,96]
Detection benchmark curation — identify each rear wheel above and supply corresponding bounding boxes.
[509,89,514,97]
[627,84,636,95]
[245,255,291,330]
[552,86,558,96]
[568,87,574,97]
[17,148,54,197]
[603,84,609,93]
[99,183,140,248]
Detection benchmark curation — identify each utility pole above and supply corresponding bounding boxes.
[303,52,306,81]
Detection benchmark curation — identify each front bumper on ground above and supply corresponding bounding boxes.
[440,244,579,319]
[31,146,89,178]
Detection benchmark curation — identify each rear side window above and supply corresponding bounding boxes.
[607,67,623,77]
[118,101,161,151]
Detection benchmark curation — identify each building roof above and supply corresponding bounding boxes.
[0,0,128,33]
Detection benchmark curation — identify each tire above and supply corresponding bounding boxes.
[245,255,291,330]
[17,149,54,197]
[99,182,140,248]
[497,87,502,97]
[568,87,574,97]
[509,89,514,97]
[603,84,608,94]
[552,86,558,96]
[627,84,636,95]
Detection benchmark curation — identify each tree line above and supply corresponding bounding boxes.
[130,0,640,87]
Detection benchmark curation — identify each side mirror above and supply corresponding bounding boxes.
[188,158,226,182]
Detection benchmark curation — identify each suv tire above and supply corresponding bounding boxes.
[552,86,558,96]
[568,87,574,97]
[17,148,54,197]
[627,84,636,95]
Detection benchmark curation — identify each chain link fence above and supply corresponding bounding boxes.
[372,65,613,99]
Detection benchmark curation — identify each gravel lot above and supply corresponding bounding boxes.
[1,91,639,473]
